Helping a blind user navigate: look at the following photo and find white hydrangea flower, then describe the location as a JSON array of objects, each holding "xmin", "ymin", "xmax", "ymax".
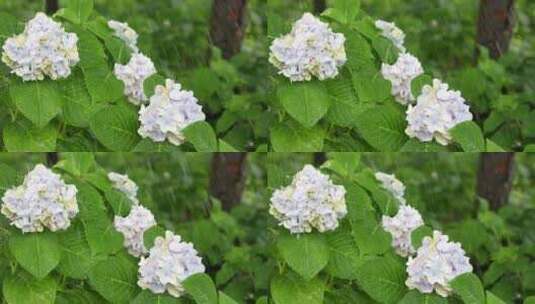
[
  {"xmin": 114, "ymin": 53, "xmax": 157, "ymax": 105},
  {"xmin": 375, "ymin": 172, "xmax": 406, "ymax": 205},
  {"xmin": 138, "ymin": 79, "xmax": 206, "ymax": 146},
  {"xmin": 269, "ymin": 165, "xmax": 347, "ymax": 234},
  {"xmin": 1, "ymin": 164, "xmax": 78, "ymax": 233},
  {"xmin": 269, "ymin": 13, "xmax": 347, "ymax": 82},
  {"xmin": 375, "ymin": 19, "xmax": 406, "ymax": 52},
  {"xmin": 406, "ymin": 230, "xmax": 473, "ymax": 297},
  {"xmin": 114, "ymin": 205, "xmax": 156, "ymax": 257},
  {"xmin": 381, "ymin": 52, "xmax": 424, "ymax": 105},
  {"xmin": 382, "ymin": 205, "xmax": 424, "ymax": 257},
  {"xmin": 108, "ymin": 172, "xmax": 139, "ymax": 205},
  {"xmin": 406, "ymin": 79, "xmax": 473, "ymax": 146},
  {"xmin": 138, "ymin": 231, "xmax": 205, "ymax": 298},
  {"xmin": 1, "ymin": 12, "xmax": 79, "ymax": 81},
  {"xmin": 108, "ymin": 20, "xmax": 139, "ymax": 53}
]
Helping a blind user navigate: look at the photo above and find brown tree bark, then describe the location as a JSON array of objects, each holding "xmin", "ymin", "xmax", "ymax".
[
  {"xmin": 46, "ymin": 153, "xmax": 59, "ymax": 166},
  {"xmin": 209, "ymin": 153, "xmax": 248, "ymax": 211},
  {"xmin": 476, "ymin": 0, "xmax": 515, "ymax": 59},
  {"xmin": 45, "ymin": 0, "xmax": 59, "ymax": 15},
  {"xmin": 210, "ymin": 0, "xmax": 248, "ymax": 59},
  {"xmin": 476, "ymin": 153, "xmax": 515, "ymax": 211},
  {"xmin": 313, "ymin": 0, "xmax": 327, "ymax": 14}
]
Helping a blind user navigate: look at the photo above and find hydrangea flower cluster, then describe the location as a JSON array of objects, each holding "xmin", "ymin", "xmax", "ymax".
[
  {"xmin": 381, "ymin": 53, "xmax": 424, "ymax": 105},
  {"xmin": 114, "ymin": 205, "xmax": 156, "ymax": 257},
  {"xmin": 138, "ymin": 231, "xmax": 206, "ymax": 298},
  {"xmin": 138, "ymin": 79, "xmax": 206, "ymax": 146},
  {"xmin": 108, "ymin": 172, "xmax": 139, "ymax": 205},
  {"xmin": 269, "ymin": 13, "xmax": 347, "ymax": 82},
  {"xmin": 269, "ymin": 165, "xmax": 347, "ymax": 234},
  {"xmin": 382, "ymin": 205, "xmax": 424, "ymax": 257},
  {"xmin": 406, "ymin": 230, "xmax": 473, "ymax": 297},
  {"xmin": 1, "ymin": 12, "xmax": 79, "ymax": 81},
  {"xmin": 405, "ymin": 79, "xmax": 473, "ymax": 145},
  {"xmin": 375, "ymin": 19, "xmax": 406, "ymax": 52},
  {"xmin": 114, "ymin": 53, "xmax": 157, "ymax": 105},
  {"xmin": 108, "ymin": 20, "xmax": 139, "ymax": 53},
  {"xmin": 1, "ymin": 164, "xmax": 78, "ymax": 233},
  {"xmin": 375, "ymin": 172, "xmax": 406, "ymax": 205}
]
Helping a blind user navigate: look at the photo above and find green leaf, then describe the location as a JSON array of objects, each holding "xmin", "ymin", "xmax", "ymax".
[
  {"xmin": 55, "ymin": 152, "xmax": 96, "ymax": 177},
  {"xmin": 353, "ymin": 70, "xmax": 392, "ymax": 103},
  {"xmin": 58, "ymin": 0, "xmax": 94, "ymax": 24},
  {"xmin": 0, "ymin": 163, "xmax": 18, "ymax": 197},
  {"xmin": 58, "ymin": 69, "xmax": 93, "ymax": 128},
  {"xmin": 143, "ymin": 74, "xmax": 166, "ymax": 98},
  {"xmin": 10, "ymin": 80, "xmax": 62, "ymax": 128},
  {"xmin": 3, "ymin": 120, "xmax": 58, "ymax": 152},
  {"xmin": 322, "ymin": 0, "xmax": 361, "ymax": 24},
  {"xmin": 324, "ymin": 227, "xmax": 362, "ymax": 280},
  {"xmin": 355, "ymin": 105, "xmax": 408, "ymax": 151},
  {"xmin": 356, "ymin": 256, "xmax": 407, "ymax": 304},
  {"xmin": 88, "ymin": 255, "xmax": 138, "ymax": 303},
  {"xmin": 131, "ymin": 290, "xmax": 181, "ymax": 304},
  {"xmin": 271, "ymin": 272, "xmax": 324, "ymax": 304},
  {"xmin": 104, "ymin": 190, "xmax": 134, "ymax": 216},
  {"xmin": 485, "ymin": 139, "xmax": 506, "ymax": 152},
  {"xmin": 322, "ymin": 152, "xmax": 361, "ymax": 177},
  {"xmin": 398, "ymin": 290, "xmax": 447, "ymax": 304},
  {"xmin": 450, "ymin": 121, "xmax": 485, "ymax": 152},
  {"xmin": 9, "ymin": 232, "xmax": 62, "ymax": 279},
  {"xmin": 3, "ymin": 272, "xmax": 56, "ymax": 304},
  {"xmin": 183, "ymin": 121, "xmax": 218, "ymax": 152},
  {"xmin": 351, "ymin": 210, "xmax": 391, "ymax": 255},
  {"xmin": 486, "ymin": 291, "xmax": 506, "ymax": 304},
  {"xmin": 277, "ymin": 232, "xmax": 330, "ymax": 280},
  {"xmin": 524, "ymin": 296, "xmax": 535, "ymax": 304},
  {"xmin": 278, "ymin": 81, "xmax": 331, "ymax": 128},
  {"xmin": 77, "ymin": 183, "xmax": 123, "ymax": 255},
  {"xmin": 0, "ymin": 13, "xmax": 20, "ymax": 46},
  {"xmin": 57, "ymin": 222, "xmax": 94, "ymax": 279},
  {"xmin": 372, "ymin": 37, "xmax": 399, "ymax": 64},
  {"xmin": 219, "ymin": 292, "xmax": 239, "ymax": 304},
  {"xmin": 182, "ymin": 273, "xmax": 218, "ymax": 304},
  {"xmin": 73, "ymin": 27, "xmax": 124, "ymax": 103},
  {"xmin": 143, "ymin": 225, "xmax": 166, "ymax": 249},
  {"xmin": 324, "ymin": 68, "xmax": 368, "ymax": 127},
  {"xmin": 524, "ymin": 145, "xmax": 535, "ymax": 152},
  {"xmin": 450, "ymin": 273, "xmax": 485, "ymax": 304},
  {"xmin": 400, "ymin": 139, "xmax": 448, "ymax": 152},
  {"xmin": 104, "ymin": 36, "xmax": 132, "ymax": 64},
  {"xmin": 270, "ymin": 120, "xmax": 325, "ymax": 152},
  {"xmin": 410, "ymin": 74, "xmax": 433, "ymax": 98},
  {"xmin": 411, "ymin": 225, "xmax": 433, "ymax": 249},
  {"xmin": 89, "ymin": 104, "xmax": 140, "ymax": 151}
]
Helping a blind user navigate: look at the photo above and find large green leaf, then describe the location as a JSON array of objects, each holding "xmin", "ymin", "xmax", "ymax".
[
  {"xmin": 182, "ymin": 273, "xmax": 218, "ymax": 304},
  {"xmin": 356, "ymin": 256, "xmax": 407, "ymax": 304},
  {"xmin": 270, "ymin": 120, "xmax": 325, "ymax": 152},
  {"xmin": 56, "ymin": 222, "xmax": 94, "ymax": 279},
  {"xmin": 9, "ymin": 80, "xmax": 62, "ymax": 128},
  {"xmin": 353, "ymin": 71, "xmax": 392, "ymax": 103},
  {"xmin": 2, "ymin": 272, "xmax": 56, "ymax": 304},
  {"xmin": 277, "ymin": 232, "xmax": 330, "ymax": 280},
  {"xmin": 322, "ymin": 0, "xmax": 361, "ymax": 24},
  {"xmin": 219, "ymin": 292, "xmax": 239, "ymax": 304},
  {"xmin": 9, "ymin": 232, "xmax": 62, "ymax": 279},
  {"xmin": 76, "ymin": 183, "xmax": 123, "ymax": 255},
  {"xmin": 131, "ymin": 290, "xmax": 181, "ymax": 304},
  {"xmin": 3, "ymin": 119, "xmax": 58, "ymax": 152},
  {"xmin": 183, "ymin": 121, "xmax": 219, "ymax": 152},
  {"xmin": 57, "ymin": 69, "xmax": 94, "ymax": 128},
  {"xmin": 0, "ymin": 12, "xmax": 20, "ymax": 46},
  {"xmin": 55, "ymin": 152, "xmax": 96, "ymax": 177},
  {"xmin": 88, "ymin": 255, "xmax": 138, "ymax": 303},
  {"xmin": 355, "ymin": 105, "xmax": 408, "ymax": 151},
  {"xmin": 324, "ymin": 227, "xmax": 362, "ymax": 280},
  {"xmin": 398, "ymin": 290, "xmax": 447, "ymax": 304},
  {"xmin": 450, "ymin": 121, "xmax": 485, "ymax": 152},
  {"xmin": 58, "ymin": 0, "xmax": 94, "ymax": 24},
  {"xmin": 450, "ymin": 273, "xmax": 485, "ymax": 304},
  {"xmin": 89, "ymin": 104, "xmax": 140, "ymax": 151},
  {"xmin": 0, "ymin": 163, "xmax": 18, "ymax": 197},
  {"xmin": 271, "ymin": 272, "xmax": 325, "ymax": 304},
  {"xmin": 278, "ymin": 81, "xmax": 331, "ymax": 128}
]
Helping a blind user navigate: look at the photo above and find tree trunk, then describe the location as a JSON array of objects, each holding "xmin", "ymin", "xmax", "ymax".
[
  {"xmin": 476, "ymin": 0, "xmax": 515, "ymax": 59},
  {"xmin": 210, "ymin": 0, "xmax": 248, "ymax": 59},
  {"xmin": 46, "ymin": 153, "xmax": 59, "ymax": 166},
  {"xmin": 45, "ymin": 0, "xmax": 59, "ymax": 15},
  {"xmin": 476, "ymin": 153, "xmax": 515, "ymax": 211},
  {"xmin": 209, "ymin": 153, "xmax": 248, "ymax": 211},
  {"xmin": 313, "ymin": 0, "xmax": 327, "ymax": 14}
]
